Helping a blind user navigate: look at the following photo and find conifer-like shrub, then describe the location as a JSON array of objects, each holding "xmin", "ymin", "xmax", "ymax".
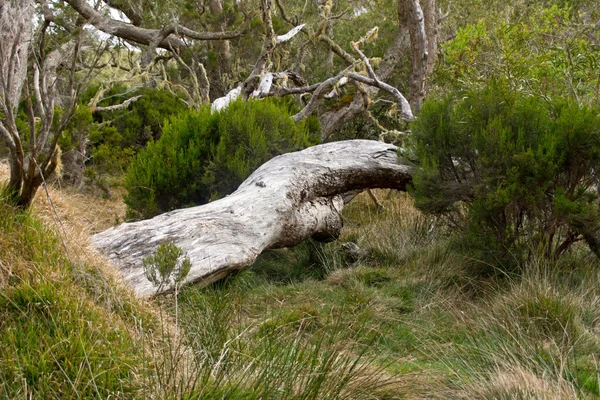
[
  {"xmin": 411, "ymin": 82, "xmax": 600, "ymax": 266},
  {"xmin": 124, "ymin": 99, "xmax": 318, "ymax": 220}
]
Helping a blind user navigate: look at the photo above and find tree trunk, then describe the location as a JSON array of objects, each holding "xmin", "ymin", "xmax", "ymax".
[
  {"xmin": 207, "ymin": 0, "xmax": 231, "ymax": 98},
  {"xmin": 399, "ymin": 0, "xmax": 428, "ymax": 114},
  {"xmin": 93, "ymin": 140, "xmax": 413, "ymax": 297}
]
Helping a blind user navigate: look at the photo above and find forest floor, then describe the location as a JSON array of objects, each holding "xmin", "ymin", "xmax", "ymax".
[{"xmin": 1, "ymin": 171, "xmax": 599, "ymax": 398}]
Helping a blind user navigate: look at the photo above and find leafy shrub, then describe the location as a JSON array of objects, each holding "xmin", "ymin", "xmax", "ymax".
[
  {"xmin": 143, "ymin": 241, "xmax": 191, "ymax": 293},
  {"xmin": 85, "ymin": 86, "xmax": 187, "ymax": 177},
  {"xmin": 124, "ymin": 99, "xmax": 318, "ymax": 220},
  {"xmin": 435, "ymin": 4, "xmax": 600, "ymax": 107},
  {"xmin": 89, "ymin": 85, "xmax": 187, "ymax": 150},
  {"xmin": 410, "ymin": 82, "xmax": 600, "ymax": 266}
]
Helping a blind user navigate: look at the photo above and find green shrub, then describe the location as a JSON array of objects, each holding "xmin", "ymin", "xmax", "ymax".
[
  {"xmin": 84, "ymin": 86, "xmax": 187, "ymax": 181},
  {"xmin": 124, "ymin": 99, "xmax": 318, "ymax": 220},
  {"xmin": 143, "ymin": 241, "xmax": 191, "ymax": 293},
  {"xmin": 88, "ymin": 85, "xmax": 187, "ymax": 150},
  {"xmin": 435, "ymin": 4, "xmax": 600, "ymax": 107},
  {"xmin": 410, "ymin": 82, "xmax": 600, "ymax": 267}
]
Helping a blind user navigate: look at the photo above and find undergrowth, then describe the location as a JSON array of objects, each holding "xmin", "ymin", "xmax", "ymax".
[
  {"xmin": 1, "ymin": 184, "xmax": 599, "ymax": 399},
  {"xmin": 0, "ymin": 189, "xmax": 157, "ymax": 398},
  {"xmin": 176, "ymin": 191, "xmax": 600, "ymax": 399}
]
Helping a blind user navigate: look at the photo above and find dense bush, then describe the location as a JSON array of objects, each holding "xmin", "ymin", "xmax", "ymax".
[
  {"xmin": 124, "ymin": 99, "xmax": 318, "ymax": 220},
  {"xmin": 410, "ymin": 82, "xmax": 600, "ymax": 266},
  {"xmin": 87, "ymin": 86, "xmax": 187, "ymax": 173}
]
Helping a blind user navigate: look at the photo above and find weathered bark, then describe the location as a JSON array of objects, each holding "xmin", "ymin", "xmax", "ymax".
[
  {"xmin": 0, "ymin": 0, "xmax": 35, "ymax": 201},
  {"xmin": 93, "ymin": 140, "xmax": 413, "ymax": 297},
  {"xmin": 319, "ymin": 12, "xmax": 411, "ymax": 139},
  {"xmin": 399, "ymin": 0, "xmax": 427, "ymax": 113}
]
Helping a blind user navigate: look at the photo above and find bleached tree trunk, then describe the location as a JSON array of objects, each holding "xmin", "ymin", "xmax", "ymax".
[
  {"xmin": 0, "ymin": 0, "xmax": 35, "ymax": 195},
  {"xmin": 0, "ymin": 1, "xmax": 81, "ymax": 208},
  {"xmin": 93, "ymin": 140, "xmax": 413, "ymax": 297}
]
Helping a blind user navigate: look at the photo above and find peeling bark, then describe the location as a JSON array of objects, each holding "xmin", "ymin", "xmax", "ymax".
[{"xmin": 93, "ymin": 140, "xmax": 413, "ymax": 297}]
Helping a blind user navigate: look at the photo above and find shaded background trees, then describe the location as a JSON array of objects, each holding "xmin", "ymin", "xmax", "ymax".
[{"xmin": 1, "ymin": 0, "xmax": 440, "ymax": 207}]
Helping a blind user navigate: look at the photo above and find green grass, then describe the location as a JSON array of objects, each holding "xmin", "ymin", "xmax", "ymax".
[
  {"xmin": 174, "ymin": 191, "xmax": 600, "ymax": 399},
  {"xmin": 2, "ymin": 187, "xmax": 600, "ymax": 398},
  {"xmin": 0, "ymin": 192, "xmax": 157, "ymax": 399}
]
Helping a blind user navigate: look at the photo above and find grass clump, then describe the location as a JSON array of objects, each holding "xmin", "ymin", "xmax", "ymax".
[{"xmin": 0, "ymin": 190, "xmax": 156, "ymax": 399}]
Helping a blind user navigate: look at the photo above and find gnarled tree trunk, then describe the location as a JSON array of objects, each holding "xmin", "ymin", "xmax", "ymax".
[{"xmin": 93, "ymin": 140, "xmax": 413, "ymax": 297}]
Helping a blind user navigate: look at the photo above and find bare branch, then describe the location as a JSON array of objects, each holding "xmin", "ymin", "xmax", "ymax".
[
  {"xmin": 275, "ymin": 0, "xmax": 297, "ymax": 26},
  {"xmin": 262, "ymin": 82, "xmax": 321, "ymax": 97},
  {"xmin": 102, "ymin": 0, "xmax": 143, "ymax": 26},
  {"xmin": 347, "ymin": 73, "xmax": 414, "ymax": 121},
  {"xmin": 350, "ymin": 37, "xmax": 414, "ymax": 121},
  {"xmin": 293, "ymin": 63, "xmax": 357, "ymax": 123},
  {"xmin": 92, "ymin": 95, "xmax": 143, "ymax": 112},
  {"xmin": 276, "ymin": 24, "xmax": 306, "ymax": 44},
  {"xmin": 38, "ymin": 0, "xmax": 76, "ymax": 32},
  {"xmin": 0, "ymin": 122, "xmax": 16, "ymax": 152},
  {"xmin": 63, "ymin": 0, "xmax": 251, "ymax": 53},
  {"xmin": 318, "ymin": 35, "xmax": 355, "ymax": 65}
]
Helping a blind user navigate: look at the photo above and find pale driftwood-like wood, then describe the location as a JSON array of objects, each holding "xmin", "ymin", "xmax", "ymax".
[{"xmin": 93, "ymin": 140, "xmax": 413, "ymax": 297}]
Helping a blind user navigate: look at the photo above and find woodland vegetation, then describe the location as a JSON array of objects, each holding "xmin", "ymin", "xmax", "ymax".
[{"xmin": 1, "ymin": 0, "xmax": 600, "ymax": 398}]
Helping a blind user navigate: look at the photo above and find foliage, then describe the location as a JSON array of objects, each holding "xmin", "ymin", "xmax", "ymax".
[
  {"xmin": 435, "ymin": 3, "xmax": 600, "ymax": 107},
  {"xmin": 143, "ymin": 241, "xmax": 191, "ymax": 293},
  {"xmin": 83, "ymin": 86, "xmax": 187, "ymax": 180},
  {"xmin": 410, "ymin": 82, "xmax": 600, "ymax": 266},
  {"xmin": 124, "ymin": 98, "xmax": 318, "ymax": 220},
  {"xmin": 90, "ymin": 85, "xmax": 188, "ymax": 150}
]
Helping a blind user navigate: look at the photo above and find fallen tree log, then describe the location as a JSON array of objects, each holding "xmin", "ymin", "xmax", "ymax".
[{"xmin": 93, "ymin": 140, "xmax": 413, "ymax": 297}]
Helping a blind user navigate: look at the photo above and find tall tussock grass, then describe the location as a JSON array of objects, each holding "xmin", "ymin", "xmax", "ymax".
[
  {"xmin": 0, "ymin": 188, "xmax": 157, "ymax": 398},
  {"xmin": 147, "ymin": 280, "xmax": 405, "ymax": 399},
  {"xmin": 1, "ymin": 181, "xmax": 599, "ymax": 399}
]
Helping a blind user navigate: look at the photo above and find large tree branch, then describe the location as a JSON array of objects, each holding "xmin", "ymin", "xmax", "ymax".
[
  {"xmin": 63, "ymin": 0, "xmax": 250, "ymax": 53},
  {"xmin": 93, "ymin": 140, "xmax": 413, "ymax": 297},
  {"xmin": 102, "ymin": 0, "xmax": 143, "ymax": 26}
]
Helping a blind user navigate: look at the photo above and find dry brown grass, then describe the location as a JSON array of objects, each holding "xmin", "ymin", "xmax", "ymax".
[
  {"xmin": 0, "ymin": 161, "xmax": 160, "ymax": 327},
  {"xmin": 0, "ymin": 161, "xmax": 126, "ymax": 277},
  {"xmin": 461, "ymin": 366, "xmax": 579, "ymax": 400}
]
